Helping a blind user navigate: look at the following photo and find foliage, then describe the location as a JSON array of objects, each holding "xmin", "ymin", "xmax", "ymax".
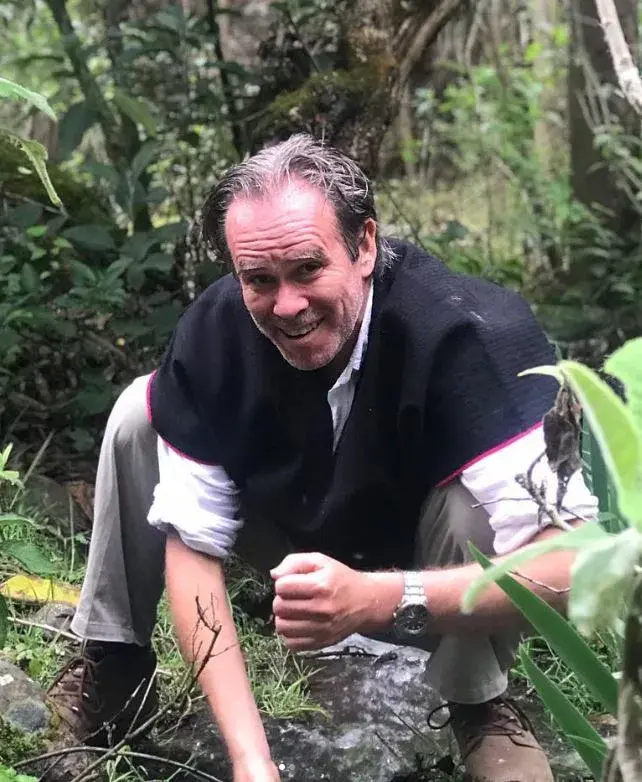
[
  {"xmin": 463, "ymin": 337, "xmax": 642, "ymax": 779},
  {"xmin": 0, "ymin": 76, "xmax": 60, "ymax": 206}
]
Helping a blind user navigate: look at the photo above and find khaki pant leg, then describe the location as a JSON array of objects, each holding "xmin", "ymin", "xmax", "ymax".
[
  {"xmin": 414, "ymin": 479, "xmax": 520, "ymax": 704},
  {"xmin": 71, "ymin": 375, "xmax": 166, "ymax": 646},
  {"xmin": 365, "ymin": 479, "xmax": 519, "ymax": 705}
]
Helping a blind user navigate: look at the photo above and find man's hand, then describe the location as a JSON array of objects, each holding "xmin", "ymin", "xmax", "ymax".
[
  {"xmin": 233, "ymin": 756, "xmax": 280, "ymax": 782},
  {"xmin": 270, "ymin": 552, "xmax": 372, "ymax": 651}
]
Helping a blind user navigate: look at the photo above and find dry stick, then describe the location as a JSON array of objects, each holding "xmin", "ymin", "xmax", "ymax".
[
  {"xmin": 23, "ymin": 597, "xmax": 225, "ymax": 782},
  {"xmin": 17, "ymin": 746, "xmax": 224, "ymax": 782},
  {"xmin": 8, "ymin": 615, "xmax": 78, "ymax": 642}
]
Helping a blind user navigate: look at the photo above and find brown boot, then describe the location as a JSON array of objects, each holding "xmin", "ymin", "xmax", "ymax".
[
  {"xmin": 47, "ymin": 641, "xmax": 159, "ymax": 747},
  {"xmin": 428, "ymin": 697, "xmax": 554, "ymax": 781}
]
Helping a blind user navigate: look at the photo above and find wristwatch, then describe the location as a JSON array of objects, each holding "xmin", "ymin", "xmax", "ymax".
[{"xmin": 392, "ymin": 571, "xmax": 431, "ymax": 639}]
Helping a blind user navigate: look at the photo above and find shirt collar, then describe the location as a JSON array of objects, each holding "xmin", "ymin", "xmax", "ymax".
[{"xmin": 332, "ymin": 281, "xmax": 373, "ymax": 390}]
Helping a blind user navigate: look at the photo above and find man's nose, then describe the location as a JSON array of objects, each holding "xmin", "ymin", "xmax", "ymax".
[{"xmin": 272, "ymin": 283, "xmax": 308, "ymax": 319}]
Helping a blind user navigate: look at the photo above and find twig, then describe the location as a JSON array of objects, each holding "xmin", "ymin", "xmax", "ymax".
[
  {"xmin": 303, "ymin": 645, "xmax": 377, "ymax": 660},
  {"xmin": 68, "ymin": 491, "xmax": 75, "ymax": 578},
  {"xmin": 17, "ymin": 746, "xmax": 224, "ymax": 782},
  {"xmin": 46, "ymin": 596, "xmax": 224, "ymax": 782},
  {"xmin": 8, "ymin": 615, "xmax": 79, "ymax": 642}
]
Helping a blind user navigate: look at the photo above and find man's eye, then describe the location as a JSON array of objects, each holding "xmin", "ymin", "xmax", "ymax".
[
  {"xmin": 247, "ymin": 275, "xmax": 273, "ymax": 287},
  {"xmin": 299, "ymin": 262, "xmax": 321, "ymax": 278}
]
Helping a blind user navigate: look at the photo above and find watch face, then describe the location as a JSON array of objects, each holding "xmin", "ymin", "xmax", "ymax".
[{"xmin": 396, "ymin": 604, "xmax": 430, "ymax": 637}]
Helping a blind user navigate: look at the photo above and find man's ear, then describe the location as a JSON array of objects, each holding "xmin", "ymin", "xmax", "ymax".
[{"xmin": 358, "ymin": 218, "xmax": 377, "ymax": 277}]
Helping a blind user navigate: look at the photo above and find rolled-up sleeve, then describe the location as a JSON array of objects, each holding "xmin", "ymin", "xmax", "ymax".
[
  {"xmin": 460, "ymin": 425, "xmax": 599, "ymax": 555},
  {"xmin": 147, "ymin": 438, "xmax": 243, "ymax": 559}
]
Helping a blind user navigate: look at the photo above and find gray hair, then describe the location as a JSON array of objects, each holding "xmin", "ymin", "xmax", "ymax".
[{"xmin": 201, "ymin": 133, "xmax": 395, "ymax": 277}]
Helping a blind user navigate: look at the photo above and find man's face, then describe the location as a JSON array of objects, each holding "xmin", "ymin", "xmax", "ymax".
[{"xmin": 226, "ymin": 181, "xmax": 377, "ymax": 372}]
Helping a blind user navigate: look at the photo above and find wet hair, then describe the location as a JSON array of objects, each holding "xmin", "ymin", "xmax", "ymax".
[{"xmin": 201, "ymin": 133, "xmax": 395, "ymax": 276}]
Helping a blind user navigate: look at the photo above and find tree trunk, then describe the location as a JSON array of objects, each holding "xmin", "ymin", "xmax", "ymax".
[
  {"xmin": 531, "ymin": 0, "xmax": 559, "ymax": 175},
  {"xmin": 568, "ymin": 0, "xmax": 639, "ymax": 228}
]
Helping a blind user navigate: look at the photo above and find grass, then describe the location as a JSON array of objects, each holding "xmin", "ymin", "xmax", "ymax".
[{"xmin": 511, "ymin": 631, "xmax": 623, "ymax": 727}]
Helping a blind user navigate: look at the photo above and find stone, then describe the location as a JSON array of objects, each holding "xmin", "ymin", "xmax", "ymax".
[
  {"xmin": 23, "ymin": 474, "xmax": 91, "ymax": 534},
  {"xmin": 0, "ymin": 660, "xmax": 51, "ymax": 734},
  {"xmin": 31, "ymin": 602, "xmax": 76, "ymax": 640},
  {"xmin": 150, "ymin": 634, "xmax": 453, "ymax": 782},
  {"xmin": 148, "ymin": 634, "xmax": 597, "ymax": 782}
]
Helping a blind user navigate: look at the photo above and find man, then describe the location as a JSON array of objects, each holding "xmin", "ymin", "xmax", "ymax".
[{"xmin": 49, "ymin": 135, "xmax": 597, "ymax": 782}]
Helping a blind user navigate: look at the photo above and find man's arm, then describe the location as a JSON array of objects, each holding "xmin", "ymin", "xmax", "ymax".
[
  {"xmin": 363, "ymin": 522, "xmax": 577, "ymax": 636},
  {"xmin": 270, "ymin": 523, "xmax": 581, "ymax": 650},
  {"xmin": 165, "ymin": 534, "xmax": 279, "ymax": 781}
]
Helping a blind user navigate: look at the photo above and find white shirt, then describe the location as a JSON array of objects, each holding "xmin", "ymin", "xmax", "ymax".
[{"xmin": 147, "ymin": 284, "xmax": 597, "ymax": 559}]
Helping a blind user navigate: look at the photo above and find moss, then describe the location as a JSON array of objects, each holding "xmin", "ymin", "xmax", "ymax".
[
  {"xmin": 0, "ymin": 716, "xmax": 45, "ymax": 768},
  {"xmin": 253, "ymin": 65, "xmax": 390, "ymax": 148},
  {"xmin": 0, "ymin": 138, "xmax": 111, "ymax": 224}
]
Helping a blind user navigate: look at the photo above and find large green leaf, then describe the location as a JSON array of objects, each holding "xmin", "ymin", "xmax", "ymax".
[
  {"xmin": 0, "ymin": 77, "xmax": 55, "ymax": 118},
  {"xmin": 57, "ymin": 100, "xmax": 99, "ymax": 160},
  {"xmin": 130, "ymin": 140, "xmax": 160, "ymax": 183},
  {"xmin": 1, "ymin": 129, "xmax": 61, "ymax": 206},
  {"xmin": 469, "ymin": 546, "xmax": 618, "ymax": 714},
  {"xmin": 62, "ymin": 224, "xmax": 115, "ymax": 251},
  {"xmin": 569, "ymin": 527, "xmax": 642, "ymax": 636},
  {"xmin": 522, "ymin": 361, "xmax": 642, "ymax": 527},
  {"xmin": 113, "ymin": 90, "xmax": 158, "ymax": 136},
  {"xmin": 605, "ymin": 337, "xmax": 642, "ymax": 446},
  {"xmin": 462, "ymin": 523, "xmax": 607, "ymax": 613},
  {"xmin": 519, "ymin": 648, "xmax": 607, "ymax": 779},
  {"xmin": 4, "ymin": 541, "xmax": 58, "ymax": 576}
]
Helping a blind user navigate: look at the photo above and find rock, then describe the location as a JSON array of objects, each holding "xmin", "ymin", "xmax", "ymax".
[
  {"xmin": 149, "ymin": 634, "xmax": 452, "ymax": 782},
  {"xmin": 0, "ymin": 660, "xmax": 51, "ymax": 734},
  {"xmin": 23, "ymin": 474, "xmax": 91, "ymax": 534},
  {"xmin": 147, "ymin": 635, "xmax": 596, "ymax": 782},
  {"xmin": 31, "ymin": 602, "xmax": 76, "ymax": 639}
]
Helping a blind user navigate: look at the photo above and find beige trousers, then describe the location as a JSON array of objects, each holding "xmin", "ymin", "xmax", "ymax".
[{"xmin": 72, "ymin": 375, "xmax": 518, "ymax": 704}]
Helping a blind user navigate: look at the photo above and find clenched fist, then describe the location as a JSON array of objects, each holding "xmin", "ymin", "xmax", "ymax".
[{"xmin": 270, "ymin": 552, "xmax": 373, "ymax": 651}]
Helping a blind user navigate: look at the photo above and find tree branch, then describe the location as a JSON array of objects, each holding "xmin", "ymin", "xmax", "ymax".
[
  {"xmin": 42, "ymin": 0, "xmax": 123, "ymax": 166},
  {"xmin": 594, "ymin": 0, "xmax": 642, "ymax": 116}
]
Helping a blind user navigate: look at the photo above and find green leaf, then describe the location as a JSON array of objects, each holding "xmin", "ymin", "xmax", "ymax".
[
  {"xmin": 605, "ymin": 337, "xmax": 642, "ymax": 443},
  {"xmin": 462, "ymin": 524, "xmax": 607, "ymax": 613},
  {"xmin": 569, "ymin": 528, "xmax": 642, "ymax": 636},
  {"xmin": 130, "ymin": 140, "xmax": 159, "ymax": 183},
  {"xmin": 144, "ymin": 252, "xmax": 174, "ymax": 272},
  {"xmin": 519, "ymin": 648, "xmax": 607, "ymax": 779},
  {"xmin": 112, "ymin": 90, "xmax": 157, "ymax": 136},
  {"xmin": 0, "ymin": 593, "xmax": 8, "ymax": 649},
  {"xmin": 1, "ymin": 129, "xmax": 61, "ymax": 206},
  {"xmin": 469, "ymin": 546, "xmax": 618, "ymax": 715},
  {"xmin": 62, "ymin": 224, "xmax": 115, "ymax": 251},
  {"xmin": 0, "ymin": 77, "xmax": 55, "ymax": 119},
  {"xmin": 0, "ymin": 514, "xmax": 33, "ymax": 527},
  {"xmin": 20, "ymin": 263, "xmax": 39, "ymax": 293},
  {"xmin": 57, "ymin": 100, "xmax": 99, "ymax": 160},
  {"xmin": 522, "ymin": 360, "xmax": 642, "ymax": 527},
  {"xmin": 3, "ymin": 541, "xmax": 58, "ymax": 576}
]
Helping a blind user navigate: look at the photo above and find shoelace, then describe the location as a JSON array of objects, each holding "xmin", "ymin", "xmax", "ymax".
[
  {"xmin": 426, "ymin": 697, "xmax": 536, "ymax": 759},
  {"xmin": 47, "ymin": 651, "xmax": 103, "ymax": 717}
]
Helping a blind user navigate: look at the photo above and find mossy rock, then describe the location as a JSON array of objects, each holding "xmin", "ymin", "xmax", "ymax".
[{"xmin": 0, "ymin": 137, "xmax": 111, "ymax": 225}]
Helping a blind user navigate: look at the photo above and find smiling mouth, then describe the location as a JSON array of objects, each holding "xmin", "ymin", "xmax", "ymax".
[{"xmin": 279, "ymin": 320, "xmax": 321, "ymax": 340}]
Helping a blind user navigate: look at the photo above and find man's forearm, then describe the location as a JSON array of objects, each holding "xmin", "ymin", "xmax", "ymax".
[
  {"xmin": 164, "ymin": 534, "xmax": 272, "ymax": 766},
  {"xmin": 362, "ymin": 525, "xmax": 577, "ymax": 636}
]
